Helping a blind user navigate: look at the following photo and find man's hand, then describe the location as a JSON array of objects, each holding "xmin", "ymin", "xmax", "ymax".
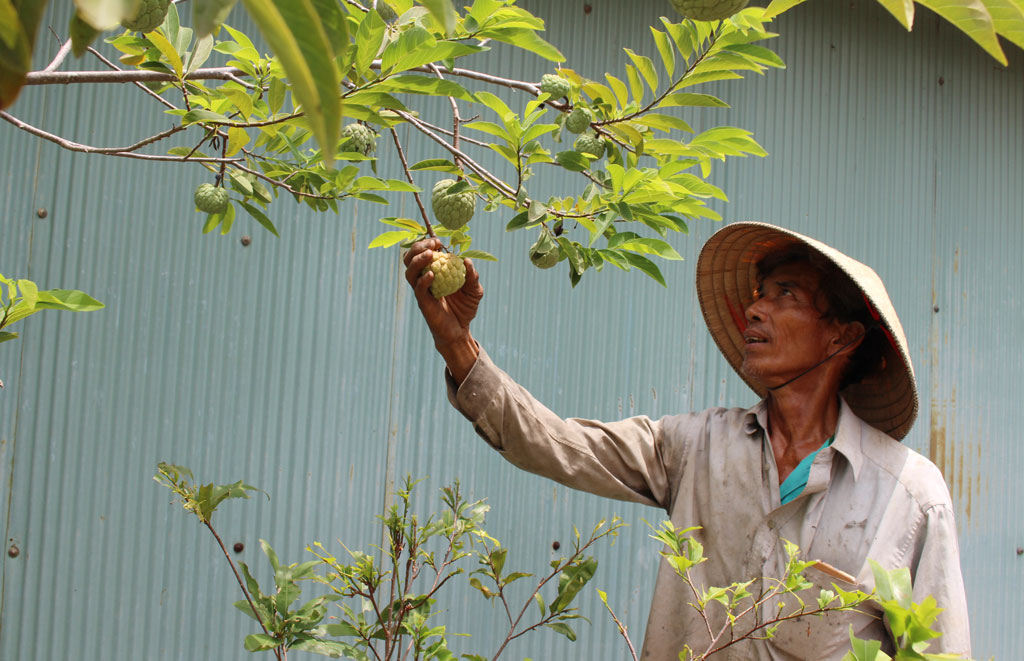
[{"xmin": 404, "ymin": 238, "xmax": 483, "ymax": 383}]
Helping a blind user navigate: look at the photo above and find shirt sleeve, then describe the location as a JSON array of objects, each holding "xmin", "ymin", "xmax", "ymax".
[
  {"xmin": 445, "ymin": 347, "xmax": 693, "ymax": 510},
  {"xmin": 906, "ymin": 502, "xmax": 972, "ymax": 656}
]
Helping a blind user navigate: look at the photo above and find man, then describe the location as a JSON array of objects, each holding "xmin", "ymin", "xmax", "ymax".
[{"xmin": 403, "ymin": 222, "xmax": 970, "ymax": 660}]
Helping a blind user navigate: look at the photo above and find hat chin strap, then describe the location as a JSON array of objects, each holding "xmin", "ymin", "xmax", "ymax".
[{"xmin": 764, "ymin": 331, "xmax": 865, "ymax": 393}]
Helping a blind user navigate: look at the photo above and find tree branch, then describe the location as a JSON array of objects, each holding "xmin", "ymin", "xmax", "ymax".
[
  {"xmin": 24, "ymin": 66, "xmax": 249, "ymax": 85},
  {"xmin": 388, "ymin": 128, "xmax": 435, "ymax": 237},
  {"xmin": 203, "ymin": 520, "xmax": 282, "ymax": 661}
]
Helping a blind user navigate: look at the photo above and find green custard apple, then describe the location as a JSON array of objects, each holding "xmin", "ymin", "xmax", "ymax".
[
  {"xmin": 529, "ymin": 231, "xmax": 560, "ymax": 269},
  {"xmin": 341, "ymin": 123, "xmax": 377, "ymax": 156},
  {"xmin": 668, "ymin": 0, "xmax": 748, "ymax": 21},
  {"xmin": 565, "ymin": 107, "xmax": 592, "ymax": 135},
  {"xmin": 121, "ymin": 0, "xmax": 171, "ymax": 32},
  {"xmin": 194, "ymin": 183, "xmax": 229, "ymax": 214},
  {"xmin": 539, "ymin": 74, "xmax": 571, "ymax": 98},
  {"xmin": 423, "ymin": 252, "xmax": 466, "ymax": 299},
  {"xmin": 573, "ymin": 131, "xmax": 605, "ymax": 157},
  {"xmin": 431, "ymin": 179, "xmax": 476, "ymax": 230}
]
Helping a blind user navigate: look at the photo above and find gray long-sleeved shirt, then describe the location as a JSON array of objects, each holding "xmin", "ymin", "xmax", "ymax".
[{"xmin": 446, "ymin": 348, "xmax": 971, "ymax": 660}]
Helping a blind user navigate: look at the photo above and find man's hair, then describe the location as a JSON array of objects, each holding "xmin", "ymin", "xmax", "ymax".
[{"xmin": 755, "ymin": 244, "xmax": 886, "ymax": 389}]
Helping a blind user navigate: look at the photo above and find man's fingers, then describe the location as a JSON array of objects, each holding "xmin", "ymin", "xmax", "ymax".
[
  {"xmin": 405, "ymin": 248, "xmax": 435, "ymax": 287},
  {"xmin": 463, "ymin": 257, "xmax": 477, "ymax": 284},
  {"xmin": 403, "ymin": 237, "xmax": 443, "ymax": 267}
]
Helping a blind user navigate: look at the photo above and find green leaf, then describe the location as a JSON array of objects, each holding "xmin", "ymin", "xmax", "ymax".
[
  {"xmin": 69, "ymin": 11, "xmax": 101, "ymax": 58},
  {"xmin": 873, "ymin": 0, "xmax": 914, "ymax": 29},
  {"xmin": 460, "ymin": 249, "xmax": 497, "ymax": 261},
  {"xmin": 0, "ymin": 0, "xmax": 20, "ymax": 50},
  {"xmin": 620, "ymin": 251, "xmax": 666, "ymax": 286},
  {"xmin": 193, "ymin": 0, "xmax": 239, "ymax": 37},
  {"xmin": 475, "ymin": 26, "xmax": 565, "ymax": 62},
  {"xmin": 916, "ymin": 0, "xmax": 1006, "ymax": 64},
  {"xmin": 225, "ymin": 126, "xmax": 249, "ymax": 157},
  {"xmin": 658, "ymin": 91, "xmax": 730, "ymax": 109},
  {"xmin": 377, "ymin": 75, "xmax": 476, "ymax": 102},
  {"xmin": 504, "ymin": 210, "xmax": 532, "ymax": 230},
  {"xmin": 543, "ymin": 621, "xmax": 576, "ymax": 641},
  {"xmin": 0, "ymin": 331, "xmax": 18, "ymax": 343},
  {"xmin": 474, "ymin": 90, "xmax": 514, "ymax": 120},
  {"xmin": 244, "ymin": 633, "xmax": 281, "ymax": 652},
  {"xmin": 410, "ymin": 158, "xmax": 459, "ymax": 172},
  {"xmin": 181, "ymin": 108, "xmax": 234, "ymax": 125},
  {"xmin": 239, "ymin": 0, "xmax": 343, "ymax": 168},
  {"xmin": 368, "ymin": 230, "xmax": 415, "ymax": 249},
  {"xmin": 0, "ymin": 0, "xmax": 48, "ymax": 109},
  {"xmin": 239, "ymin": 201, "xmax": 279, "ymax": 237},
  {"xmin": 202, "ymin": 209, "xmax": 223, "ymax": 234},
  {"xmin": 650, "ymin": 28, "xmax": 675, "ymax": 79},
  {"xmin": 624, "ymin": 48, "xmax": 658, "ymax": 92},
  {"xmin": 354, "ymin": 7, "xmax": 386, "ymax": 77},
  {"xmin": 869, "ymin": 560, "xmax": 913, "ymax": 608},
  {"xmin": 421, "ymin": 0, "xmax": 457, "ymax": 36},
  {"xmin": 34, "ymin": 289, "xmax": 104, "ymax": 312},
  {"xmin": 618, "ymin": 238, "xmax": 683, "ymax": 260},
  {"xmin": 549, "ymin": 557, "xmax": 597, "ymax": 613},
  {"xmin": 219, "ymin": 200, "xmax": 236, "ymax": 234},
  {"xmin": 74, "ymin": 0, "xmax": 137, "ymax": 31},
  {"xmin": 763, "ymin": 0, "xmax": 810, "ymax": 21},
  {"xmin": 555, "ymin": 150, "xmax": 591, "ymax": 172},
  {"xmin": 146, "ymin": 29, "xmax": 184, "ymax": 78},
  {"xmin": 982, "ymin": 0, "xmax": 1024, "ymax": 51}
]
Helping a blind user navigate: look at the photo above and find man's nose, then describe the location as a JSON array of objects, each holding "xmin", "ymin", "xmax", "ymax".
[{"xmin": 745, "ymin": 297, "xmax": 765, "ymax": 323}]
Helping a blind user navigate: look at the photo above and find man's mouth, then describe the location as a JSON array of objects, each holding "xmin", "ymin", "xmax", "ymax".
[{"xmin": 744, "ymin": 333, "xmax": 768, "ymax": 345}]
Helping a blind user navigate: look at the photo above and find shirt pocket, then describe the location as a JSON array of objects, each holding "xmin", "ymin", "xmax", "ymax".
[{"xmin": 766, "ymin": 563, "xmax": 883, "ymax": 660}]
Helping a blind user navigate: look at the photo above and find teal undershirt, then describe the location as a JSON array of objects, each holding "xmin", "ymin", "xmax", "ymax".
[{"xmin": 779, "ymin": 435, "xmax": 835, "ymax": 505}]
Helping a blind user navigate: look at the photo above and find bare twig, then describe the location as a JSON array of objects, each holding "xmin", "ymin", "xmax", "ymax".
[
  {"xmin": 428, "ymin": 63, "xmax": 465, "ymax": 175},
  {"xmin": 43, "ymin": 37, "xmax": 73, "ymax": 73},
  {"xmin": 86, "ymin": 46, "xmax": 178, "ymax": 111},
  {"xmin": 388, "ymin": 128, "xmax": 435, "ymax": 236},
  {"xmin": 600, "ymin": 595, "xmax": 640, "ymax": 661},
  {"xmin": 0, "ymin": 110, "xmax": 197, "ymax": 156}
]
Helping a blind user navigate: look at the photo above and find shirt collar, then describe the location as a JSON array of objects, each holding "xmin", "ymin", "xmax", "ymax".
[{"xmin": 741, "ymin": 397, "xmax": 865, "ymax": 480}]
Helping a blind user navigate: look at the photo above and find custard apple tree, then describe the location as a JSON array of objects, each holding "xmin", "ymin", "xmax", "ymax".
[{"xmin": 1, "ymin": 0, "xmax": 799, "ymax": 289}]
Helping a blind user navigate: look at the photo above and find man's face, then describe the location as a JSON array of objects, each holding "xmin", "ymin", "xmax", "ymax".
[{"xmin": 741, "ymin": 261, "xmax": 843, "ymax": 387}]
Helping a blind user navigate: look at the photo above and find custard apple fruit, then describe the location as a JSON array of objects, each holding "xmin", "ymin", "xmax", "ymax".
[
  {"xmin": 431, "ymin": 179, "xmax": 476, "ymax": 230},
  {"xmin": 573, "ymin": 131, "xmax": 605, "ymax": 157},
  {"xmin": 529, "ymin": 231, "xmax": 560, "ymax": 269},
  {"xmin": 539, "ymin": 74, "xmax": 571, "ymax": 98},
  {"xmin": 194, "ymin": 183, "xmax": 229, "ymax": 214},
  {"xmin": 341, "ymin": 123, "xmax": 376, "ymax": 156},
  {"xmin": 668, "ymin": 0, "xmax": 748, "ymax": 21},
  {"xmin": 121, "ymin": 0, "xmax": 171, "ymax": 32},
  {"xmin": 423, "ymin": 251, "xmax": 466, "ymax": 299},
  {"xmin": 374, "ymin": 1, "xmax": 398, "ymax": 22},
  {"xmin": 565, "ymin": 107, "xmax": 592, "ymax": 134}
]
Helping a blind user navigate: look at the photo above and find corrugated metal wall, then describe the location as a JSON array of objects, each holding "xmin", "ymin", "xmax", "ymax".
[{"xmin": 1, "ymin": 0, "xmax": 1021, "ymax": 658}]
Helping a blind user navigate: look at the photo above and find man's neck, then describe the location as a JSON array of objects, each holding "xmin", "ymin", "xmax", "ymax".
[{"xmin": 765, "ymin": 381, "xmax": 841, "ymax": 482}]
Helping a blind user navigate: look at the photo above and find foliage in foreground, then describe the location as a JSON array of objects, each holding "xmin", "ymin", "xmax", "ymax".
[{"xmin": 155, "ymin": 462, "xmax": 973, "ymax": 660}]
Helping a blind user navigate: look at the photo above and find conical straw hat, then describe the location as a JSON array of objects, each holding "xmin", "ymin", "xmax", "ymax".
[{"xmin": 695, "ymin": 222, "xmax": 918, "ymax": 440}]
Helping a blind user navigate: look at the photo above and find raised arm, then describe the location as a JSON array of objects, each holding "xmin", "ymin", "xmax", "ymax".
[{"xmin": 404, "ymin": 238, "xmax": 483, "ymax": 383}]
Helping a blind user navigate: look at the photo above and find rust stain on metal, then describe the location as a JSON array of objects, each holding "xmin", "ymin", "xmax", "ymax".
[{"xmin": 930, "ymin": 386, "xmax": 976, "ymax": 525}]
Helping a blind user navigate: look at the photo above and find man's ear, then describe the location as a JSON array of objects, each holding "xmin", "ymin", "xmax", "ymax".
[{"xmin": 833, "ymin": 321, "xmax": 865, "ymax": 354}]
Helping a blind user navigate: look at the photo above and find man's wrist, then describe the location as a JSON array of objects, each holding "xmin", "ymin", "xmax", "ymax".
[{"xmin": 439, "ymin": 334, "xmax": 479, "ymax": 385}]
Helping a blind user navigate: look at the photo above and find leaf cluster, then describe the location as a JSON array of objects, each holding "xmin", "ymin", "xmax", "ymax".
[{"xmin": 0, "ymin": 274, "xmax": 104, "ymax": 345}]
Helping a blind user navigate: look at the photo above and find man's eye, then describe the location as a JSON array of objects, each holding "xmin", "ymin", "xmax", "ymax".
[{"xmin": 780, "ymin": 288, "xmax": 792, "ymax": 296}]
